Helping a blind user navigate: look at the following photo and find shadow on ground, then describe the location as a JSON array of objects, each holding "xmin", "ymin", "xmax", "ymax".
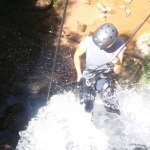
[{"xmin": 0, "ymin": 0, "xmax": 78, "ymax": 147}]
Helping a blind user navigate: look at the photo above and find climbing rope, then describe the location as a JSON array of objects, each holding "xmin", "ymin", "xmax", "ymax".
[{"xmin": 46, "ymin": 0, "xmax": 69, "ymax": 101}]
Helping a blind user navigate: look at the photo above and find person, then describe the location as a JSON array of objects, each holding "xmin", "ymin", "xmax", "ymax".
[{"xmin": 74, "ymin": 23, "xmax": 126, "ymax": 113}]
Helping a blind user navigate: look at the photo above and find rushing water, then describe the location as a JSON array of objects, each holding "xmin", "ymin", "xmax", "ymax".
[{"xmin": 16, "ymin": 85, "xmax": 150, "ymax": 150}]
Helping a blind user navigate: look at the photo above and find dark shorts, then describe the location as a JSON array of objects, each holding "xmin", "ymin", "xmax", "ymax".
[{"xmin": 95, "ymin": 78, "xmax": 107, "ymax": 91}]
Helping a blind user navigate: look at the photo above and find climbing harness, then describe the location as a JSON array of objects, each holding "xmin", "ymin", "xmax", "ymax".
[{"xmin": 78, "ymin": 66, "xmax": 120, "ymax": 114}]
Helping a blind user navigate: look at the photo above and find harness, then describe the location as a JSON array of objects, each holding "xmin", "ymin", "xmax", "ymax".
[
  {"xmin": 78, "ymin": 62, "xmax": 114, "ymax": 91},
  {"xmin": 78, "ymin": 62, "xmax": 120, "ymax": 114}
]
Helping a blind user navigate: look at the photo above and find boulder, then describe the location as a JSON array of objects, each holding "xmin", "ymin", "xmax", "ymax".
[
  {"xmin": 135, "ymin": 33, "xmax": 150, "ymax": 58},
  {"xmin": 34, "ymin": 0, "xmax": 51, "ymax": 10}
]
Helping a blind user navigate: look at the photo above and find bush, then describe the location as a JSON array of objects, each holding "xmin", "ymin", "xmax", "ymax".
[{"xmin": 139, "ymin": 55, "xmax": 150, "ymax": 88}]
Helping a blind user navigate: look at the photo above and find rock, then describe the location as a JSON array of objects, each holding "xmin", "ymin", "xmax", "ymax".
[
  {"xmin": 106, "ymin": 7, "xmax": 114, "ymax": 14},
  {"xmin": 80, "ymin": 23, "xmax": 87, "ymax": 32},
  {"xmin": 120, "ymin": 5, "xmax": 131, "ymax": 17},
  {"xmin": 0, "ymin": 98, "xmax": 9, "ymax": 118},
  {"xmin": 135, "ymin": 33, "xmax": 150, "ymax": 58},
  {"xmin": 5, "ymin": 103, "xmax": 23, "ymax": 114},
  {"xmin": 120, "ymin": 5, "xmax": 126, "ymax": 11},
  {"xmin": 124, "ymin": 0, "xmax": 132, "ymax": 4},
  {"xmin": 77, "ymin": 23, "xmax": 87, "ymax": 32},
  {"xmin": 96, "ymin": 3, "xmax": 107, "ymax": 13},
  {"xmin": 82, "ymin": 0, "xmax": 90, "ymax": 4},
  {"xmin": 125, "ymin": 9, "xmax": 131, "ymax": 16},
  {"xmin": 34, "ymin": 0, "xmax": 51, "ymax": 10},
  {"xmin": 0, "ymin": 103, "xmax": 24, "ymax": 130},
  {"xmin": 87, "ymin": 31, "xmax": 92, "ymax": 37},
  {"xmin": 62, "ymin": 29, "xmax": 70, "ymax": 37},
  {"xmin": 100, "ymin": 13, "xmax": 106, "ymax": 18}
]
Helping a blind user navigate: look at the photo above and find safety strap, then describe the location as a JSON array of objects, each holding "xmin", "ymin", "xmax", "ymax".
[
  {"xmin": 85, "ymin": 70, "xmax": 112, "ymax": 88},
  {"xmin": 85, "ymin": 62, "xmax": 114, "ymax": 75}
]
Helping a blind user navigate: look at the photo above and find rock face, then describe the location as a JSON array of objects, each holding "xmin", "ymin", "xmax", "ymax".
[
  {"xmin": 34, "ymin": 0, "xmax": 51, "ymax": 9},
  {"xmin": 135, "ymin": 33, "xmax": 150, "ymax": 58}
]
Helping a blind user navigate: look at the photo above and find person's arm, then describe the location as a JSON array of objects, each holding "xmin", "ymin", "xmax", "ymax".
[
  {"xmin": 74, "ymin": 47, "xmax": 85, "ymax": 81},
  {"xmin": 111, "ymin": 49, "xmax": 125, "ymax": 74}
]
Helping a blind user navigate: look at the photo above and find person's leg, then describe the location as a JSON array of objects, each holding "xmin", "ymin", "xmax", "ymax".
[
  {"xmin": 101, "ymin": 86, "xmax": 120, "ymax": 115},
  {"xmin": 79, "ymin": 84, "xmax": 96, "ymax": 112},
  {"xmin": 95, "ymin": 78, "xmax": 107, "ymax": 91},
  {"xmin": 96, "ymin": 78, "xmax": 120, "ymax": 115}
]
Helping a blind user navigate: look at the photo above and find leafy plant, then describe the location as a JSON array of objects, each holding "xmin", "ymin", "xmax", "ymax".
[
  {"xmin": 123, "ymin": 57, "xmax": 134, "ymax": 69},
  {"xmin": 52, "ymin": 0, "xmax": 58, "ymax": 2},
  {"xmin": 145, "ymin": 34, "xmax": 150, "ymax": 46},
  {"xmin": 139, "ymin": 54, "xmax": 150, "ymax": 88}
]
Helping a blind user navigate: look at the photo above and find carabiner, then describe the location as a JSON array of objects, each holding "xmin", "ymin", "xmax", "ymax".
[{"xmin": 86, "ymin": 80, "xmax": 92, "ymax": 86}]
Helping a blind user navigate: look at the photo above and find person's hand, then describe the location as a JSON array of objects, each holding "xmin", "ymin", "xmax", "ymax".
[
  {"xmin": 112, "ymin": 57, "xmax": 120, "ymax": 64},
  {"xmin": 77, "ymin": 74, "xmax": 83, "ymax": 82}
]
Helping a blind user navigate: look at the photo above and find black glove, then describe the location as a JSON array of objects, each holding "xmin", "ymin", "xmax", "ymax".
[{"xmin": 77, "ymin": 77, "xmax": 86, "ymax": 86}]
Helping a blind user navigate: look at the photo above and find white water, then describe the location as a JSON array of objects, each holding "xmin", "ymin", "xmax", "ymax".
[{"xmin": 16, "ymin": 86, "xmax": 150, "ymax": 150}]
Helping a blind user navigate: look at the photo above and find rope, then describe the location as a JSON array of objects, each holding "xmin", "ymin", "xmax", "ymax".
[{"xmin": 46, "ymin": 0, "xmax": 69, "ymax": 101}]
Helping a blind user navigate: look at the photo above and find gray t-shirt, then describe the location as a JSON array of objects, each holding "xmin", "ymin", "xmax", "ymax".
[{"xmin": 79, "ymin": 36, "xmax": 125, "ymax": 79}]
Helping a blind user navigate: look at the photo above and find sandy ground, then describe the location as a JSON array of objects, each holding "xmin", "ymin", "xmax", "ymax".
[{"xmin": 63, "ymin": 0, "xmax": 150, "ymax": 50}]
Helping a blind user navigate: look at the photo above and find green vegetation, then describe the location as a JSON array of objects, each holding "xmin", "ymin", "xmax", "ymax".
[
  {"xmin": 123, "ymin": 57, "xmax": 134, "ymax": 69},
  {"xmin": 145, "ymin": 34, "xmax": 150, "ymax": 45},
  {"xmin": 139, "ymin": 55, "xmax": 150, "ymax": 88},
  {"xmin": 138, "ymin": 34, "xmax": 150, "ymax": 88},
  {"xmin": 52, "ymin": 0, "xmax": 58, "ymax": 2}
]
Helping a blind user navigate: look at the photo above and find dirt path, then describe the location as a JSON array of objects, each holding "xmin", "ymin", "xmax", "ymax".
[{"xmin": 63, "ymin": 0, "xmax": 150, "ymax": 50}]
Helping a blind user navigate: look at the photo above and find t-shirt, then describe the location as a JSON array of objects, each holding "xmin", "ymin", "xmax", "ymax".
[{"xmin": 79, "ymin": 36, "xmax": 125, "ymax": 79}]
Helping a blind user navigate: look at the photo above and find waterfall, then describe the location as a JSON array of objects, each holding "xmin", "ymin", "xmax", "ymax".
[{"xmin": 16, "ymin": 86, "xmax": 150, "ymax": 150}]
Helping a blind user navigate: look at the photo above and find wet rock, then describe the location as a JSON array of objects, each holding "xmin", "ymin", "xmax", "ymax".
[
  {"xmin": 124, "ymin": 0, "xmax": 132, "ymax": 4},
  {"xmin": 34, "ymin": 0, "xmax": 51, "ymax": 9},
  {"xmin": 62, "ymin": 28, "xmax": 70, "ymax": 37},
  {"xmin": 0, "ymin": 84, "xmax": 10, "ymax": 98},
  {"xmin": 100, "ymin": 13, "xmax": 106, "ymax": 18},
  {"xmin": 96, "ymin": 3, "xmax": 107, "ymax": 13},
  {"xmin": 106, "ymin": 7, "xmax": 114, "ymax": 14},
  {"xmin": 0, "ymin": 103, "xmax": 24, "ymax": 130},
  {"xmin": 5, "ymin": 103, "xmax": 23, "ymax": 114},
  {"xmin": 8, "ymin": 124, "xmax": 20, "ymax": 134},
  {"xmin": 77, "ymin": 23, "xmax": 87, "ymax": 32},
  {"xmin": 0, "ymin": 113, "xmax": 15, "ymax": 129},
  {"xmin": 55, "ymin": 0, "xmax": 64, "ymax": 9},
  {"xmin": 0, "ymin": 98, "xmax": 9, "ymax": 118},
  {"xmin": 120, "ymin": 5, "xmax": 126, "ymax": 11},
  {"xmin": 82, "ymin": 0, "xmax": 90, "ymax": 4},
  {"xmin": 125, "ymin": 9, "xmax": 131, "ymax": 16},
  {"xmin": 120, "ymin": 5, "xmax": 131, "ymax": 17},
  {"xmin": 135, "ymin": 33, "xmax": 150, "ymax": 58}
]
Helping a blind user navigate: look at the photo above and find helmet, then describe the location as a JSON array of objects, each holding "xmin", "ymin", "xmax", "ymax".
[{"xmin": 92, "ymin": 23, "xmax": 118, "ymax": 49}]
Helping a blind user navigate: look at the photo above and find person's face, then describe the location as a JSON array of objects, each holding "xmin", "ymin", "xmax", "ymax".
[{"xmin": 106, "ymin": 40, "xmax": 115, "ymax": 49}]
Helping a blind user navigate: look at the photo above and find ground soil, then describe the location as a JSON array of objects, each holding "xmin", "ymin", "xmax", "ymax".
[{"xmin": 62, "ymin": 0, "xmax": 150, "ymax": 51}]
